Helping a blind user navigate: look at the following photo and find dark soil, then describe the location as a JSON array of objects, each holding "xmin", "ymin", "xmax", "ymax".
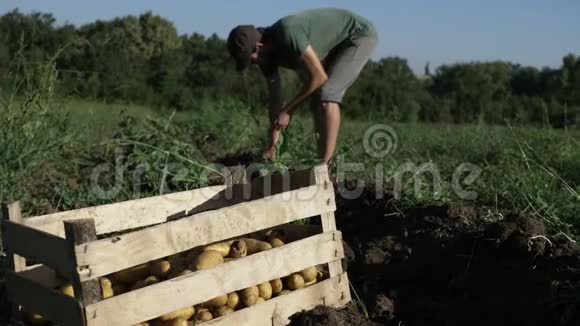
[{"xmin": 290, "ymin": 189, "xmax": 580, "ymax": 326}]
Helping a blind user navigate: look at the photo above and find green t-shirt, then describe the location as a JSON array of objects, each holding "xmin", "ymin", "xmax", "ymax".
[{"xmin": 264, "ymin": 8, "xmax": 376, "ymax": 70}]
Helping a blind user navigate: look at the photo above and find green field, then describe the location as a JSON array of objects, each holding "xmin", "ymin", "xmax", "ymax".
[{"xmin": 1, "ymin": 96, "xmax": 579, "ymax": 240}]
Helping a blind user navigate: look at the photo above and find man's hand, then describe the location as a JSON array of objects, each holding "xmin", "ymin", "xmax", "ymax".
[{"xmin": 274, "ymin": 110, "xmax": 292, "ymax": 130}]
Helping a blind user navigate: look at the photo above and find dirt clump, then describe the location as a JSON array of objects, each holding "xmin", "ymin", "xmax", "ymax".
[{"xmin": 290, "ymin": 189, "xmax": 580, "ymax": 326}]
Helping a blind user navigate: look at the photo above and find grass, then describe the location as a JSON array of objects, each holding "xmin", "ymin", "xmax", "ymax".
[{"xmin": 1, "ymin": 94, "xmax": 579, "ymax": 240}]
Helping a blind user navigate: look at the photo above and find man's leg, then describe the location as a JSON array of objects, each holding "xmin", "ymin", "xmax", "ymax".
[
  {"xmin": 309, "ymin": 91, "xmax": 324, "ymax": 155},
  {"xmin": 320, "ymin": 101, "xmax": 341, "ymax": 163},
  {"xmin": 317, "ymin": 36, "xmax": 378, "ymax": 164}
]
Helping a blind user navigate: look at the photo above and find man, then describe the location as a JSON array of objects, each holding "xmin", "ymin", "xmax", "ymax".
[{"xmin": 227, "ymin": 8, "xmax": 377, "ymax": 164}]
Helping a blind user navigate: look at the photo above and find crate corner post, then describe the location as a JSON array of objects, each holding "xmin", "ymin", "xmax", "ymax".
[
  {"xmin": 63, "ymin": 218, "xmax": 103, "ymax": 311},
  {"xmin": 1, "ymin": 201, "xmax": 27, "ymax": 323},
  {"xmin": 312, "ymin": 165, "xmax": 343, "ymax": 279}
]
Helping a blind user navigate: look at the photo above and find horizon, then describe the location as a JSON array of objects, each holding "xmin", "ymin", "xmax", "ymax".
[{"xmin": 1, "ymin": 1, "xmax": 579, "ymax": 73}]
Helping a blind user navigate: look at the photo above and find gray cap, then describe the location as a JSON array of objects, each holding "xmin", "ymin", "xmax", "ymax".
[{"xmin": 227, "ymin": 25, "xmax": 261, "ymax": 71}]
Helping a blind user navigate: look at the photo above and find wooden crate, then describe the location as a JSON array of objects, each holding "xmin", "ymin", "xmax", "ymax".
[{"xmin": 1, "ymin": 164, "xmax": 350, "ymax": 326}]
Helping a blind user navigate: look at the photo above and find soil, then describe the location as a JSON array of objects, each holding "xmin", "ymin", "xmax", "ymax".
[{"xmin": 289, "ymin": 189, "xmax": 580, "ymax": 326}]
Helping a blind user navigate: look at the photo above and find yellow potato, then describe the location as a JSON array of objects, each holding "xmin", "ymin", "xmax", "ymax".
[
  {"xmin": 175, "ymin": 269, "xmax": 193, "ymax": 277},
  {"xmin": 100, "ymin": 277, "xmax": 114, "ymax": 298},
  {"xmin": 229, "ymin": 240, "xmax": 247, "ymax": 258},
  {"xmin": 226, "ymin": 292, "xmax": 240, "ymax": 309},
  {"xmin": 192, "ymin": 250, "xmax": 224, "ymax": 271},
  {"xmin": 270, "ymin": 278, "xmax": 283, "ymax": 294},
  {"xmin": 300, "ymin": 267, "xmax": 318, "ymax": 282},
  {"xmin": 213, "ymin": 306, "xmax": 234, "ymax": 317},
  {"xmin": 195, "ymin": 310, "xmax": 213, "ymax": 322},
  {"xmin": 167, "ymin": 317, "xmax": 188, "ymax": 326},
  {"xmin": 239, "ymin": 286, "xmax": 259, "ymax": 307},
  {"xmin": 160, "ymin": 306, "xmax": 195, "ymax": 321},
  {"xmin": 286, "ymin": 274, "xmax": 305, "ymax": 290},
  {"xmin": 131, "ymin": 276, "xmax": 159, "ymax": 291},
  {"xmin": 265, "ymin": 229, "xmax": 287, "ymax": 242},
  {"xmin": 242, "ymin": 238, "xmax": 272, "ymax": 254},
  {"xmin": 304, "ymin": 279, "xmax": 317, "ymax": 287},
  {"xmin": 255, "ymin": 297, "xmax": 266, "ymax": 304},
  {"xmin": 202, "ymin": 294, "xmax": 228, "ymax": 308},
  {"xmin": 112, "ymin": 264, "xmax": 150, "ymax": 284},
  {"xmin": 203, "ymin": 241, "xmax": 232, "ymax": 257},
  {"xmin": 269, "ymin": 238, "xmax": 285, "ymax": 248},
  {"xmin": 258, "ymin": 281, "xmax": 272, "ymax": 300},
  {"xmin": 277, "ymin": 289, "xmax": 292, "ymax": 296},
  {"xmin": 60, "ymin": 283, "xmax": 74, "ymax": 297},
  {"xmin": 144, "ymin": 275, "xmax": 160, "ymax": 286},
  {"xmin": 149, "ymin": 260, "xmax": 172, "ymax": 278},
  {"xmin": 24, "ymin": 312, "xmax": 49, "ymax": 326},
  {"xmin": 131, "ymin": 280, "xmax": 145, "ymax": 291}
]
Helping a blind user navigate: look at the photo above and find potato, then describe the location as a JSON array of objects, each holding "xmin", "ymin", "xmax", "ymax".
[
  {"xmin": 258, "ymin": 281, "xmax": 272, "ymax": 300},
  {"xmin": 144, "ymin": 275, "xmax": 160, "ymax": 286},
  {"xmin": 255, "ymin": 297, "xmax": 266, "ymax": 304},
  {"xmin": 132, "ymin": 276, "xmax": 159, "ymax": 291},
  {"xmin": 24, "ymin": 312, "xmax": 49, "ymax": 326},
  {"xmin": 203, "ymin": 241, "xmax": 232, "ymax": 257},
  {"xmin": 184, "ymin": 249, "xmax": 202, "ymax": 264},
  {"xmin": 131, "ymin": 280, "xmax": 145, "ymax": 291},
  {"xmin": 286, "ymin": 274, "xmax": 305, "ymax": 290},
  {"xmin": 316, "ymin": 269, "xmax": 325, "ymax": 282},
  {"xmin": 242, "ymin": 238, "xmax": 272, "ymax": 254},
  {"xmin": 304, "ymin": 279, "xmax": 317, "ymax": 287},
  {"xmin": 239, "ymin": 286, "xmax": 259, "ymax": 307},
  {"xmin": 112, "ymin": 264, "xmax": 150, "ymax": 284},
  {"xmin": 270, "ymin": 278, "xmax": 283, "ymax": 294},
  {"xmin": 300, "ymin": 267, "xmax": 318, "ymax": 282},
  {"xmin": 100, "ymin": 277, "xmax": 114, "ymax": 298},
  {"xmin": 265, "ymin": 229, "xmax": 287, "ymax": 242},
  {"xmin": 269, "ymin": 238, "xmax": 285, "ymax": 248},
  {"xmin": 229, "ymin": 240, "xmax": 247, "ymax": 258},
  {"xmin": 226, "ymin": 292, "xmax": 240, "ymax": 309},
  {"xmin": 60, "ymin": 283, "xmax": 74, "ymax": 297},
  {"xmin": 167, "ymin": 317, "xmax": 188, "ymax": 326},
  {"xmin": 213, "ymin": 306, "xmax": 234, "ymax": 317},
  {"xmin": 277, "ymin": 289, "xmax": 292, "ymax": 296},
  {"xmin": 202, "ymin": 294, "xmax": 228, "ymax": 308},
  {"xmin": 160, "ymin": 306, "xmax": 195, "ymax": 321},
  {"xmin": 196, "ymin": 309, "xmax": 213, "ymax": 322},
  {"xmin": 149, "ymin": 260, "xmax": 172, "ymax": 278},
  {"xmin": 192, "ymin": 250, "xmax": 224, "ymax": 271},
  {"xmin": 175, "ymin": 269, "xmax": 193, "ymax": 277}
]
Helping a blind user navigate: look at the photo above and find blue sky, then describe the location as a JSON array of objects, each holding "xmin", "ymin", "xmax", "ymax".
[{"xmin": 1, "ymin": 0, "xmax": 579, "ymax": 73}]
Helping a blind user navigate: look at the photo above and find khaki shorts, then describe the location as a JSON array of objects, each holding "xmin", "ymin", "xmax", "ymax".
[{"xmin": 300, "ymin": 35, "xmax": 378, "ymax": 105}]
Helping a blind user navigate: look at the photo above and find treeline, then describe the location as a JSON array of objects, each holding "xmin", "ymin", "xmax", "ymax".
[{"xmin": 1, "ymin": 10, "xmax": 579, "ymax": 127}]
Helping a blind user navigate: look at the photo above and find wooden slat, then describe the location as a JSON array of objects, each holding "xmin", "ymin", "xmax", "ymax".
[
  {"xmin": 22, "ymin": 185, "xmax": 226, "ymax": 237},
  {"xmin": 167, "ymin": 166, "xmax": 316, "ymax": 221},
  {"xmin": 18, "ymin": 265, "xmax": 67, "ymax": 289},
  {"xmin": 76, "ymin": 183, "xmax": 336, "ymax": 281},
  {"xmin": 203, "ymin": 273, "xmax": 351, "ymax": 326},
  {"xmin": 5, "ymin": 271, "xmax": 84, "ymax": 326},
  {"xmin": 1, "ymin": 220, "xmax": 76, "ymax": 279},
  {"xmin": 313, "ymin": 165, "xmax": 344, "ymax": 278},
  {"xmin": 84, "ymin": 231, "xmax": 344, "ymax": 326}
]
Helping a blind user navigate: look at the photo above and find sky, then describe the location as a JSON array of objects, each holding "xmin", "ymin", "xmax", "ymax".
[{"xmin": 1, "ymin": 0, "xmax": 579, "ymax": 73}]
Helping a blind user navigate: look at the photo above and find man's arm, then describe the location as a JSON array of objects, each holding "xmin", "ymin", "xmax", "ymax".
[
  {"xmin": 261, "ymin": 66, "xmax": 283, "ymax": 160},
  {"xmin": 283, "ymin": 45, "xmax": 327, "ymax": 115}
]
